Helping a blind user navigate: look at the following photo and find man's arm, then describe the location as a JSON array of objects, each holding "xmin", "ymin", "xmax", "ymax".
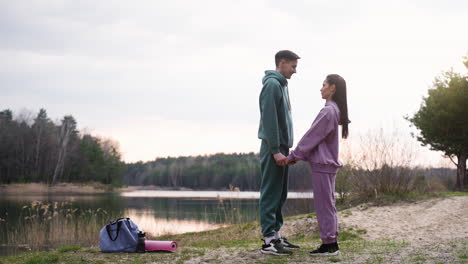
[
  {"xmin": 260, "ymin": 80, "xmax": 281, "ymax": 154},
  {"xmin": 260, "ymin": 80, "xmax": 288, "ymax": 165}
]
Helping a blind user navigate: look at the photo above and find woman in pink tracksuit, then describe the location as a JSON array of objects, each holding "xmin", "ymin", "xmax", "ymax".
[{"xmin": 287, "ymin": 74, "xmax": 349, "ymax": 256}]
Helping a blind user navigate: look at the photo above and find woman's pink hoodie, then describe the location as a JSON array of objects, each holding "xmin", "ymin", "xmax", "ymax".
[{"xmin": 288, "ymin": 101, "xmax": 343, "ymax": 173}]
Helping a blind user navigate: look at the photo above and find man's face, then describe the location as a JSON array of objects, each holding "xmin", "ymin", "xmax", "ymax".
[{"xmin": 278, "ymin": 59, "xmax": 298, "ymax": 79}]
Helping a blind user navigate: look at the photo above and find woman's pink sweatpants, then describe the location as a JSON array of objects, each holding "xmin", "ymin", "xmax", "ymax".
[{"xmin": 312, "ymin": 170, "xmax": 339, "ymax": 244}]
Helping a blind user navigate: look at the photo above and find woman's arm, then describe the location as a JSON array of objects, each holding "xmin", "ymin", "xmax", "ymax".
[{"xmin": 288, "ymin": 107, "xmax": 334, "ymax": 161}]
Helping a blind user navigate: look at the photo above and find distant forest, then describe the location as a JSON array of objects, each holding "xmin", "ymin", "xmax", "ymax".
[
  {"xmin": 0, "ymin": 109, "xmax": 125, "ymax": 185},
  {"xmin": 0, "ymin": 108, "xmax": 457, "ymax": 191},
  {"xmin": 124, "ymin": 156, "xmax": 456, "ymax": 191},
  {"xmin": 125, "ymin": 153, "xmax": 315, "ymax": 191}
]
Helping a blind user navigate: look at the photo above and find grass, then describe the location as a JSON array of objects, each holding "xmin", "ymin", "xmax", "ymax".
[
  {"xmin": 341, "ymin": 209, "xmax": 353, "ymax": 217},
  {"xmin": 0, "ymin": 252, "xmax": 61, "ymax": 264},
  {"xmin": 1, "ymin": 221, "xmax": 466, "ymax": 264},
  {"xmin": 56, "ymin": 245, "xmax": 82, "ymax": 253},
  {"xmin": 411, "ymin": 255, "xmax": 427, "ymax": 263},
  {"xmin": 24, "ymin": 253, "xmax": 60, "ymax": 264},
  {"xmin": 460, "ymin": 253, "xmax": 468, "ymax": 259},
  {"xmin": 339, "ymin": 231, "xmax": 362, "ymax": 241},
  {"xmin": 356, "ymin": 229, "xmax": 367, "ymax": 234},
  {"xmin": 0, "ymin": 214, "xmax": 374, "ymax": 264},
  {"xmin": 329, "ymin": 256, "xmax": 341, "ymax": 262},
  {"xmin": 0, "ymin": 208, "xmax": 420, "ymax": 264},
  {"xmin": 440, "ymin": 191, "xmax": 468, "ymax": 197}
]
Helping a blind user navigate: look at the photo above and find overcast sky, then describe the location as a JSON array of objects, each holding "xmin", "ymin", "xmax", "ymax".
[{"xmin": 1, "ymin": 0, "xmax": 467, "ymax": 166}]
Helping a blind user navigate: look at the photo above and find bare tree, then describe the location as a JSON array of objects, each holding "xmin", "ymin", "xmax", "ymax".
[{"xmin": 52, "ymin": 116, "xmax": 77, "ymax": 184}]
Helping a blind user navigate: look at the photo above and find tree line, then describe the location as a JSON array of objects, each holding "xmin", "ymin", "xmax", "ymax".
[
  {"xmin": 124, "ymin": 154, "xmax": 457, "ymax": 192},
  {"xmin": 124, "ymin": 153, "xmax": 314, "ymax": 191},
  {"xmin": 0, "ymin": 109, "xmax": 125, "ymax": 185}
]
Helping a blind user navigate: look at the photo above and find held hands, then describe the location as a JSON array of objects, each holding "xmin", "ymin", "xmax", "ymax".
[
  {"xmin": 273, "ymin": 153, "xmax": 297, "ymax": 166},
  {"xmin": 273, "ymin": 153, "xmax": 288, "ymax": 166}
]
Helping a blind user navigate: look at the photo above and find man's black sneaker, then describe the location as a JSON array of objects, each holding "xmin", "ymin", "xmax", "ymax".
[
  {"xmin": 280, "ymin": 237, "xmax": 300, "ymax": 249},
  {"xmin": 260, "ymin": 239, "xmax": 293, "ymax": 256},
  {"xmin": 309, "ymin": 242, "xmax": 340, "ymax": 256}
]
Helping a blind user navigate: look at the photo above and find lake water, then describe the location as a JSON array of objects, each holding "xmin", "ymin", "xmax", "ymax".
[{"xmin": 0, "ymin": 190, "xmax": 314, "ymax": 256}]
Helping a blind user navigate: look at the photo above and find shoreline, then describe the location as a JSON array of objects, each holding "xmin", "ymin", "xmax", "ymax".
[
  {"xmin": 0, "ymin": 183, "xmax": 314, "ymax": 195},
  {"xmin": 0, "ymin": 183, "xmax": 113, "ymax": 195},
  {"xmin": 0, "ymin": 183, "xmax": 197, "ymax": 195}
]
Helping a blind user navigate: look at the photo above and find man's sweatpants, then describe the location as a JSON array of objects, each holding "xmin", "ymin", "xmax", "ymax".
[
  {"xmin": 259, "ymin": 140, "xmax": 289, "ymax": 238},
  {"xmin": 311, "ymin": 169, "xmax": 339, "ymax": 244}
]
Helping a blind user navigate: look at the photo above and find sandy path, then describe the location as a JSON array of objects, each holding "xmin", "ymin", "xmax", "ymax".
[
  {"xmin": 340, "ymin": 196, "xmax": 468, "ymax": 244},
  {"xmin": 185, "ymin": 196, "xmax": 468, "ymax": 264}
]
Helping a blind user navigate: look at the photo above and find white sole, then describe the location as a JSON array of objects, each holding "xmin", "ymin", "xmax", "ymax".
[
  {"xmin": 310, "ymin": 250, "xmax": 340, "ymax": 256},
  {"xmin": 260, "ymin": 249, "xmax": 292, "ymax": 256},
  {"xmin": 284, "ymin": 246, "xmax": 300, "ymax": 250}
]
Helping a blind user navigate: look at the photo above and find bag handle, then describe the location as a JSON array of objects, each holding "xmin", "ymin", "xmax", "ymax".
[
  {"xmin": 109, "ymin": 217, "xmax": 129, "ymax": 224},
  {"xmin": 106, "ymin": 220, "xmax": 123, "ymax": 241}
]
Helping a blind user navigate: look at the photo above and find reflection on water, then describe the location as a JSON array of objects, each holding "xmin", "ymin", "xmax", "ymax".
[
  {"xmin": 125, "ymin": 209, "xmax": 226, "ymax": 237},
  {"xmin": 0, "ymin": 191, "xmax": 314, "ymax": 256}
]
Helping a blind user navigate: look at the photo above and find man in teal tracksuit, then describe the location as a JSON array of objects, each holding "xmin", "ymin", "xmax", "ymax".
[{"xmin": 258, "ymin": 50, "xmax": 300, "ymax": 256}]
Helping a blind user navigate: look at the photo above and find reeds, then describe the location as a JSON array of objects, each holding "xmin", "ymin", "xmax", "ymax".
[
  {"xmin": 5, "ymin": 201, "xmax": 112, "ymax": 251},
  {"xmin": 336, "ymin": 128, "xmax": 449, "ymax": 202}
]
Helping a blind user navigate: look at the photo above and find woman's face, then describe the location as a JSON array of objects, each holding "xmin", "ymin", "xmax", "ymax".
[{"xmin": 321, "ymin": 79, "xmax": 336, "ymax": 100}]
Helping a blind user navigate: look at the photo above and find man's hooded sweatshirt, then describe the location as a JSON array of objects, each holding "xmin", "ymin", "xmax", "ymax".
[{"xmin": 258, "ymin": 70, "xmax": 294, "ymax": 154}]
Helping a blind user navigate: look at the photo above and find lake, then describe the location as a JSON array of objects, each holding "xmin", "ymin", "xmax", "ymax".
[{"xmin": 0, "ymin": 190, "xmax": 314, "ymax": 256}]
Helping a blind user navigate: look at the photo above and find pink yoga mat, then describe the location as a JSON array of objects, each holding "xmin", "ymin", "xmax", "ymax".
[{"xmin": 145, "ymin": 240, "xmax": 178, "ymax": 252}]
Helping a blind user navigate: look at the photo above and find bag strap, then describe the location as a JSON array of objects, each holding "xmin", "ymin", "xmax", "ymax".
[
  {"xmin": 109, "ymin": 217, "xmax": 129, "ymax": 224},
  {"xmin": 106, "ymin": 220, "xmax": 123, "ymax": 241}
]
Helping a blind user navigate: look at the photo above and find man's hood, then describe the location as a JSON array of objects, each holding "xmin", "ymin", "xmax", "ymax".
[{"xmin": 262, "ymin": 70, "xmax": 288, "ymax": 86}]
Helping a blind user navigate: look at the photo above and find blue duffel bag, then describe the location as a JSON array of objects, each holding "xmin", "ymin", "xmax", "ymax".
[{"xmin": 100, "ymin": 218, "xmax": 142, "ymax": 253}]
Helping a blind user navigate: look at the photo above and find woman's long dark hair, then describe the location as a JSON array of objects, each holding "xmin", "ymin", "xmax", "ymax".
[{"xmin": 327, "ymin": 74, "xmax": 350, "ymax": 139}]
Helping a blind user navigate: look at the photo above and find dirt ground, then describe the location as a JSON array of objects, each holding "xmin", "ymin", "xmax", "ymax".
[
  {"xmin": 188, "ymin": 195, "xmax": 468, "ymax": 264},
  {"xmin": 340, "ymin": 195, "xmax": 468, "ymax": 245}
]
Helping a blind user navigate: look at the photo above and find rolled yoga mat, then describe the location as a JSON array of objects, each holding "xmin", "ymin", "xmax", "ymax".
[{"xmin": 145, "ymin": 240, "xmax": 178, "ymax": 252}]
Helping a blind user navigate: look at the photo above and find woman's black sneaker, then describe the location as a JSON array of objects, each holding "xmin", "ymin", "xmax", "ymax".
[
  {"xmin": 309, "ymin": 242, "xmax": 340, "ymax": 256},
  {"xmin": 280, "ymin": 237, "xmax": 300, "ymax": 249},
  {"xmin": 260, "ymin": 239, "xmax": 293, "ymax": 256}
]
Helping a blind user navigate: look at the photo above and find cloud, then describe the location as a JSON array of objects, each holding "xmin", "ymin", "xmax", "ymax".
[{"xmin": 1, "ymin": 0, "xmax": 467, "ymax": 164}]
